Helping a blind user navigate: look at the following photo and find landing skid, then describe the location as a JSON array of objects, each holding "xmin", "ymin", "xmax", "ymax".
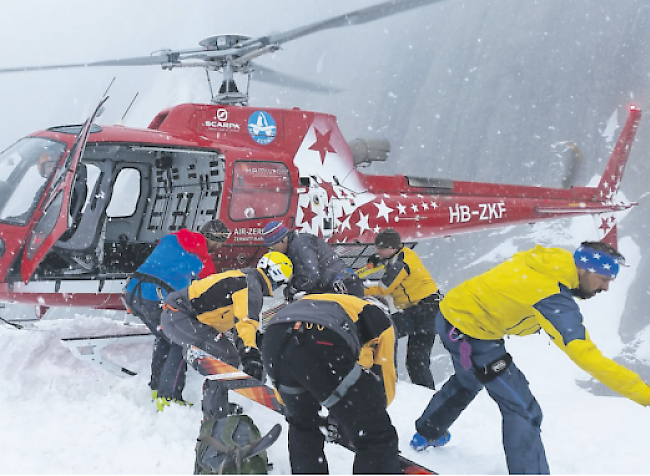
[
  {"xmin": 0, "ymin": 304, "xmax": 41, "ymax": 330},
  {"xmin": 0, "ymin": 315, "xmax": 32, "ymax": 329},
  {"xmin": 60, "ymin": 332, "xmax": 153, "ymax": 378}
]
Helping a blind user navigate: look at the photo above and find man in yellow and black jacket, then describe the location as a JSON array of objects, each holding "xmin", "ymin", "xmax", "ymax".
[
  {"xmin": 364, "ymin": 228, "xmax": 443, "ymax": 389},
  {"xmin": 410, "ymin": 242, "xmax": 650, "ymax": 474},
  {"xmin": 262, "ymin": 293, "xmax": 399, "ymax": 474},
  {"xmin": 160, "ymin": 251, "xmax": 292, "ymax": 418}
]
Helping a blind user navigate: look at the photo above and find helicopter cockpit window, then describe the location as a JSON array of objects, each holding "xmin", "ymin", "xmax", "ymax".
[
  {"xmin": 106, "ymin": 167, "xmax": 141, "ymax": 218},
  {"xmin": 229, "ymin": 161, "xmax": 292, "ymax": 221},
  {"xmin": 0, "ymin": 137, "xmax": 66, "ymax": 226}
]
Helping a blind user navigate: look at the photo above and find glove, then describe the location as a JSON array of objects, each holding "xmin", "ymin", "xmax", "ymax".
[
  {"xmin": 318, "ymin": 415, "xmax": 341, "ymax": 443},
  {"xmin": 239, "ymin": 346, "xmax": 264, "ymax": 381},
  {"xmin": 321, "ymin": 416, "xmax": 355, "ymax": 448},
  {"xmin": 367, "ymin": 254, "xmax": 384, "ymax": 267},
  {"xmin": 284, "ymin": 284, "xmax": 299, "ymax": 302}
]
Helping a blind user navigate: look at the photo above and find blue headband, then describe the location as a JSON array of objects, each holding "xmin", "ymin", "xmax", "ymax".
[{"xmin": 573, "ymin": 246, "xmax": 620, "ymax": 278}]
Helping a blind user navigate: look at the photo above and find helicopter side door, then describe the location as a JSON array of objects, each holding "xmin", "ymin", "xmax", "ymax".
[
  {"xmin": 89, "ymin": 146, "xmax": 225, "ymax": 273},
  {"xmin": 20, "ymin": 98, "xmax": 107, "ymax": 282}
]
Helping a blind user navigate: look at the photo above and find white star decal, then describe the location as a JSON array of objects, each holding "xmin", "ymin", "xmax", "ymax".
[
  {"xmin": 410, "ymin": 204, "xmax": 419, "ymax": 213},
  {"xmin": 339, "ymin": 215, "xmax": 352, "ymax": 231},
  {"xmin": 603, "ymin": 263, "xmax": 611, "ymax": 270},
  {"xmin": 397, "ymin": 203, "xmax": 407, "ymax": 215},
  {"xmin": 593, "ymin": 253, "xmax": 601, "ymax": 260},
  {"xmin": 374, "ymin": 199, "xmax": 394, "ymax": 223},
  {"xmin": 430, "ymin": 201, "xmax": 439, "ymax": 209},
  {"xmin": 356, "ymin": 211, "xmax": 370, "ymax": 234},
  {"xmin": 421, "ymin": 202, "xmax": 429, "ymax": 210}
]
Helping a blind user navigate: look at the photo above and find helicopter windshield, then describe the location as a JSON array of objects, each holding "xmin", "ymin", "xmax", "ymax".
[{"xmin": 0, "ymin": 137, "xmax": 67, "ymax": 226}]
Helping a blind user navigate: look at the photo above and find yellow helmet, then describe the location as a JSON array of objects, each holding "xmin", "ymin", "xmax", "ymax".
[{"xmin": 257, "ymin": 251, "xmax": 293, "ymax": 289}]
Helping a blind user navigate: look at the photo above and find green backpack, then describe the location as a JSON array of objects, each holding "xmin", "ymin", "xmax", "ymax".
[{"xmin": 194, "ymin": 414, "xmax": 279, "ymax": 474}]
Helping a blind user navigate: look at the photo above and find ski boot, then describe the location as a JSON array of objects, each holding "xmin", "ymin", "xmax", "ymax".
[
  {"xmin": 410, "ymin": 431, "xmax": 451, "ymax": 451},
  {"xmin": 156, "ymin": 396, "xmax": 193, "ymax": 412}
]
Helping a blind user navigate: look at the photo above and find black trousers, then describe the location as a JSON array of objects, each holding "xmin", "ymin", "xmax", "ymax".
[
  {"xmin": 263, "ymin": 323, "xmax": 399, "ymax": 474},
  {"xmin": 124, "ymin": 290, "xmax": 186, "ymax": 400},
  {"xmin": 392, "ymin": 299, "xmax": 439, "ymax": 390},
  {"xmin": 161, "ymin": 302, "xmax": 241, "ymax": 419}
]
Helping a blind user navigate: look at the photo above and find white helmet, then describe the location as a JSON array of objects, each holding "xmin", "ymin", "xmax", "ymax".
[{"xmin": 257, "ymin": 251, "xmax": 293, "ymax": 289}]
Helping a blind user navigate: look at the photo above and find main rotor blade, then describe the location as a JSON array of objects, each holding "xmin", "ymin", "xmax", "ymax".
[
  {"xmin": 242, "ymin": 0, "xmax": 444, "ymax": 48},
  {"xmin": 0, "ymin": 54, "xmax": 174, "ymax": 74},
  {"xmin": 251, "ymin": 64, "xmax": 342, "ymax": 94},
  {"xmin": 0, "ymin": 0, "xmax": 444, "ymax": 78}
]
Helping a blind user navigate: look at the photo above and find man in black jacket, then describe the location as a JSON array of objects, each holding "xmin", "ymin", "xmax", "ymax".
[{"xmin": 262, "ymin": 221, "xmax": 364, "ymax": 299}]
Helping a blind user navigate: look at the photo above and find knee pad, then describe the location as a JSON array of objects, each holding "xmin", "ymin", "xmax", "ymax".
[{"xmin": 475, "ymin": 353, "xmax": 513, "ymax": 383}]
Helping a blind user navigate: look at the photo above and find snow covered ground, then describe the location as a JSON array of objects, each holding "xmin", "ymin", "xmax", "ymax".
[
  {"xmin": 1, "ymin": 223, "xmax": 649, "ymax": 475},
  {"xmin": 1, "ymin": 1, "xmax": 650, "ymax": 473}
]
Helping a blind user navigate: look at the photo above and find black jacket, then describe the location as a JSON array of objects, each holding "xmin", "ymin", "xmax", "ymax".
[{"xmin": 286, "ymin": 232, "xmax": 347, "ymax": 293}]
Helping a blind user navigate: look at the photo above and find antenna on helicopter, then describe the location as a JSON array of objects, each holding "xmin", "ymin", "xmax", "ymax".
[
  {"xmin": 120, "ymin": 92, "xmax": 139, "ymax": 124},
  {"xmin": 0, "ymin": 0, "xmax": 444, "ymax": 105},
  {"xmin": 93, "ymin": 77, "xmax": 117, "ymax": 119},
  {"xmin": 205, "ymin": 70, "xmax": 215, "ymax": 101},
  {"xmin": 102, "ymin": 77, "xmax": 116, "ymax": 98}
]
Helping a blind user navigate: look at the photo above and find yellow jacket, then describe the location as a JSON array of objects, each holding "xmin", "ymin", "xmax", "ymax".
[
  {"xmin": 441, "ymin": 245, "xmax": 650, "ymax": 406},
  {"xmin": 365, "ymin": 247, "xmax": 439, "ymax": 309},
  {"xmin": 187, "ymin": 268, "xmax": 272, "ymax": 348}
]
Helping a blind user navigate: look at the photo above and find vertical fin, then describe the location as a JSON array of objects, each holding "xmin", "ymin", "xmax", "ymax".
[{"xmin": 597, "ymin": 105, "xmax": 641, "ymax": 202}]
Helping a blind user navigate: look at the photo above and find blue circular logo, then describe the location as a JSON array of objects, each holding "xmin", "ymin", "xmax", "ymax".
[{"xmin": 247, "ymin": 111, "xmax": 277, "ymax": 145}]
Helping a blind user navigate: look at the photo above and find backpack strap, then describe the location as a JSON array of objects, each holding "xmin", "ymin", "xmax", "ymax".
[
  {"xmin": 222, "ymin": 415, "xmax": 240, "ymax": 448},
  {"xmin": 131, "ymin": 271, "xmax": 175, "ymax": 295}
]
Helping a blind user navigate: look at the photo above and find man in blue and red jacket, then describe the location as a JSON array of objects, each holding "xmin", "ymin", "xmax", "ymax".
[{"xmin": 123, "ymin": 219, "xmax": 230, "ymax": 410}]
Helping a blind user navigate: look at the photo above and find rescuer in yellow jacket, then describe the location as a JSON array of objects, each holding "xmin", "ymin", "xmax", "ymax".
[
  {"xmin": 365, "ymin": 228, "xmax": 443, "ymax": 389},
  {"xmin": 262, "ymin": 293, "xmax": 398, "ymax": 474},
  {"xmin": 160, "ymin": 251, "xmax": 293, "ymax": 417},
  {"xmin": 409, "ymin": 242, "xmax": 650, "ymax": 474}
]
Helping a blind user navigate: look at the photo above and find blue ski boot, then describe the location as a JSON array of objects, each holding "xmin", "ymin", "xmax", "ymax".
[{"xmin": 410, "ymin": 431, "xmax": 451, "ymax": 451}]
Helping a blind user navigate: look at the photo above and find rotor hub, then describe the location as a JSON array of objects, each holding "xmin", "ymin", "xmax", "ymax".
[{"xmin": 199, "ymin": 35, "xmax": 251, "ymax": 51}]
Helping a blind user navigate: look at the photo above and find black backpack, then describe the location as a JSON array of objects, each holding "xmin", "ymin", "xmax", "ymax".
[{"xmin": 194, "ymin": 414, "xmax": 280, "ymax": 474}]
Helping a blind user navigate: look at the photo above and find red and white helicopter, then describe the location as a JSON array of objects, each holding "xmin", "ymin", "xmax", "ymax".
[{"xmin": 0, "ymin": 0, "xmax": 640, "ymax": 321}]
